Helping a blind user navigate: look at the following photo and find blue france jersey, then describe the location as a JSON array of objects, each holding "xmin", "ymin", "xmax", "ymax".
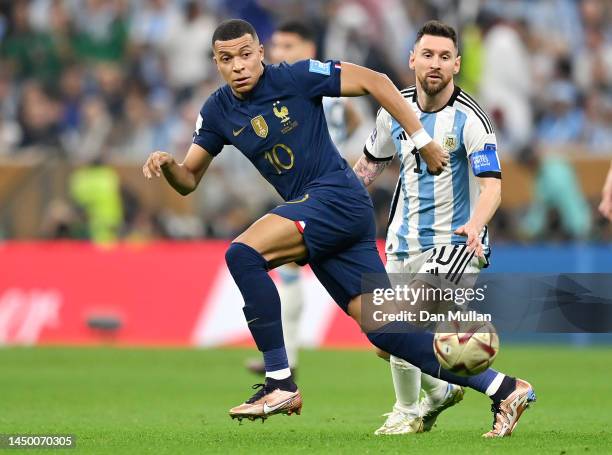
[
  {"xmin": 193, "ymin": 59, "xmax": 366, "ymax": 202},
  {"xmin": 365, "ymin": 86, "xmax": 501, "ymax": 260}
]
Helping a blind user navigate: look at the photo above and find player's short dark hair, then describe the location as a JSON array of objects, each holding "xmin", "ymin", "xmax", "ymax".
[
  {"xmin": 275, "ymin": 21, "xmax": 315, "ymax": 43},
  {"xmin": 415, "ymin": 20, "xmax": 459, "ymax": 51},
  {"xmin": 212, "ymin": 19, "xmax": 259, "ymax": 47}
]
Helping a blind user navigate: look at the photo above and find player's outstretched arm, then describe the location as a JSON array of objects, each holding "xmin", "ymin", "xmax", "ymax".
[
  {"xmin": 454, "ymin": 177, "xmax": 501, "ymax": 258},
  {"xmin": 598, "ymin": 160, "xmax": 612, "ymax": 221},
  {"xmin": 142, "ymin": 143, "xmax": 214, "ymax": 195},
  {"xmin": 339, "ymin": 62, "xmax": 448, "ymax": 174}
]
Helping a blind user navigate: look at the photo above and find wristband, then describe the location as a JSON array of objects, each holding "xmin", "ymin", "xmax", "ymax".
[{"xmin": 410, "ymin": 128, "xmax": 432, "ymax": 150}]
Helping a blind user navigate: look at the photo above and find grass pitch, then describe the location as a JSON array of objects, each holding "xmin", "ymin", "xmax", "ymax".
[{"xmin": 1, "ymin": 346, "xmax": 611, "ymax": 454}]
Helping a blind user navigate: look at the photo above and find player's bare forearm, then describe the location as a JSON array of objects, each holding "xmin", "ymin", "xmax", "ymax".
[
  {"xmin": 161, "ymin": 161, "xmax": 199, "ymax": 195},
  {"xmin": 143, "ymin": 143, "xmax": 213, "ymax": 196},
  {"xmin": 340, "ymin": 63, "xmax": 447, "ymax": 174},
  {"xmin": 454, "ymin": 178, "xmax": 500, "ymax": 258},
  {"xmin": 468, "ymin": 178, "xmax": 502, "ymax": 232},
  {"xmin": 353, "ymin": 155, "xmax": 391, "ymax": 187},
  {"xmin": 340, "ymin": 62, "xmax": 423, "ymax": 136}
]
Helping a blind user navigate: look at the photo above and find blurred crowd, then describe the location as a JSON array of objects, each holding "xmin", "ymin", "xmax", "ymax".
[{"xmin": 0, "ymin": 0, "xmax": 610, "ymax": 242}]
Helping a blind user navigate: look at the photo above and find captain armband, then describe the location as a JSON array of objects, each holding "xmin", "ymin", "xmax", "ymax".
[{"xmin": 470, "ymin": 143, "xmax": 501, "ymax": 178}]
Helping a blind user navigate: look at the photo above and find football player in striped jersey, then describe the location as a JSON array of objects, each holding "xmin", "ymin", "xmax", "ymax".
[{"xmin": 353, "ymin": 20, "xmax": 535, "ymax": 437}]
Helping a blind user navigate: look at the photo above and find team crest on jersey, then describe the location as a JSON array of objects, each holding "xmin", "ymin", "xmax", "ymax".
[
  {"xmin": 251, "ymin": 115, "xmax": 269, "ymax": 138},
  {"xmin": 273, "ymin": 101, "xmax": 290, "ymax": 124},
  {"xmin": 443, "ymin": 132, "xmax": 458, "ymax": 152},
  {"xmin": 273, "ymin": 101, "xmax": 298, "ymax": 134}
]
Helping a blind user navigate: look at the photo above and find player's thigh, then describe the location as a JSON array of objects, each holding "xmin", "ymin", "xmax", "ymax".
[
  {"xmin": 311, "ymin": 238, "xmax": 388, "ymax": 315},
  {"xmin": 233, "ymin": 213, "xmax": 307, "ymax": 267}
]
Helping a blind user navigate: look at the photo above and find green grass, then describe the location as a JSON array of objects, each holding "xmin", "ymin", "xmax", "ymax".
[{"xmin": 1, "ymin": 346, "xmax": 611, "ymax": 454}]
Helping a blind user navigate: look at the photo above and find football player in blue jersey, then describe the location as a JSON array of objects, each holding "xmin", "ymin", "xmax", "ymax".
[
  {"xmin": 143, "ymin": 19, "xmax": 528, "ymax": 430},
  {"xmin": 245, "ymin": 20, "xmax": 363, "ymax": 379}
]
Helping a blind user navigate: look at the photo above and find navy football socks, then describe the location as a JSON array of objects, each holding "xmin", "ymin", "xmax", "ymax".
[
  {"xmin": 366, "ymin": 322, "xmax": 499, "ymax": 394},
  {"xmin": 225, "ymin": 241, "xmax": 502, "ymax": 393},
  {"xmin": 225, "ymin": 242, "xmax": 289, "ymax": 374},
  {"xmin": 491, "ymin": 376, "xmax": 517, "ymax": 403}
]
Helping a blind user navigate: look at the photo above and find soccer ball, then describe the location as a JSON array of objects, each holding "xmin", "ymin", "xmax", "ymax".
[{"xmin": 433, "ymin": 320, "xmax": 499, "ymax": 376}]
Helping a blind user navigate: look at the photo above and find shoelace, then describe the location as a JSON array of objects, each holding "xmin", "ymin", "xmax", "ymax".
[
  {"xmin": 490, "ymin": 402, "xmax": 502, "ymax": 430},
  {"xmin": 246, "ymin": 383, "xmax": 268, "ymax": 404}
]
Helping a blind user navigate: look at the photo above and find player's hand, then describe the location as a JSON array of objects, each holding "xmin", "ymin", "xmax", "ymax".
[
  {"xmin": 143, "ymin": 151, "xmax": 175, "ymax": 179},
  {"xmin": 599, "ymin": 195, "xmax": 612, "ymax": 221},
  {"xmin": 418, "ymin": 141, "xmax": 449, "ymax": 175},
  {"xmin": 454, "ymin": 223, "xmax": 484, "ymax": 259},
  {"xmin": 599, "ymin": 163, "xmax": 612, "ymax": 221}
]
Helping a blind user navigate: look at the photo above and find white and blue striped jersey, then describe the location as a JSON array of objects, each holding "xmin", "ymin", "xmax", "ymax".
[{"xmin": 365, "ymin": 85, "xmax": 501, "ymax": 262}]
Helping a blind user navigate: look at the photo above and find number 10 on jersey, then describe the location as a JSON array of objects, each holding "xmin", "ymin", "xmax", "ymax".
[{"xmin": 265, "ymin": 143, "xmax": 295, "ymax": 174}]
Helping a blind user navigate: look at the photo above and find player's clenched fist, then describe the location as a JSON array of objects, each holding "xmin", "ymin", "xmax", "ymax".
[
  {"xmin": 143, "ymin": 151, "xmax": 175, "ymax": 179},
  {"xmin": 419, "ymin": 141, "xmax": 449, "ymax": 175}
]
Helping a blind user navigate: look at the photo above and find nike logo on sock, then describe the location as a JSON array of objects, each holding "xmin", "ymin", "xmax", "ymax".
[{"xmin": 246, "ymin": 317, "xmax": 259, "ymax": 324}]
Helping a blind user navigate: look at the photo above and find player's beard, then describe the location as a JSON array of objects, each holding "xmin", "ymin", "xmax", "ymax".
[{"xmin": 419, "ymin": 73, "xmax": 451, "ymax": 97}]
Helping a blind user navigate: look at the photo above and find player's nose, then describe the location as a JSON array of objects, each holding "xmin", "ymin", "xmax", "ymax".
[{"xmin": 233, "ymin": 59, "xmax": 245, "ymax": 72}]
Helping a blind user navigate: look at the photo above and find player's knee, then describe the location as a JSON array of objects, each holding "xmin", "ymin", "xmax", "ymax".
[
  {"xmin": 224, "ymin": 242, "xmax": 241, "ymax": 269},
  {"xmin": 225, "ymin": 242, "xmax": 267, "ymax": 276}
]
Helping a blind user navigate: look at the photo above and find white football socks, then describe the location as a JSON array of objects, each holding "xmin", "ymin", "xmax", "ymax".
[
  {"xmin": 391, "ymin": 356, "xmax": 453, "ymax": 411},
  {"xmin": 266, "ymin": 368, "xmax": 292, "ymax": 380},
  {"xmin": 390, "ymin": 355, "xmax": 421, "ymax": 416},
  {"xmin": 421, "ymin": 372, "xmax": 450, "ymax": 404}
]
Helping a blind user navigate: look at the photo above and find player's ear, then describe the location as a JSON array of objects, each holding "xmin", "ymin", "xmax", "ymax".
[
  {"xmin": 258, "ymin": 43, "xmax": 264, "ymax": 62},
  {"xmin": 454, "ymin": 55, "xmax": 461, "ymax": 75},
  {"xmin": 212, "ymin": 44, "xmax": 220, "ymax": 66},
  {"xmin": 408, "ymin": 50, "xmax": 416, "ymax": 70}
]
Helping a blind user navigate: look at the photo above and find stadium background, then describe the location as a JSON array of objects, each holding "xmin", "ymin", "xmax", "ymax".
[
  {"xmin": 1, "ymin": 1, "xmax": 612, "ymax": 453},
  {"xmin": 0, "ymin": 0, "xmax": 610, "ymax": 348}
]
